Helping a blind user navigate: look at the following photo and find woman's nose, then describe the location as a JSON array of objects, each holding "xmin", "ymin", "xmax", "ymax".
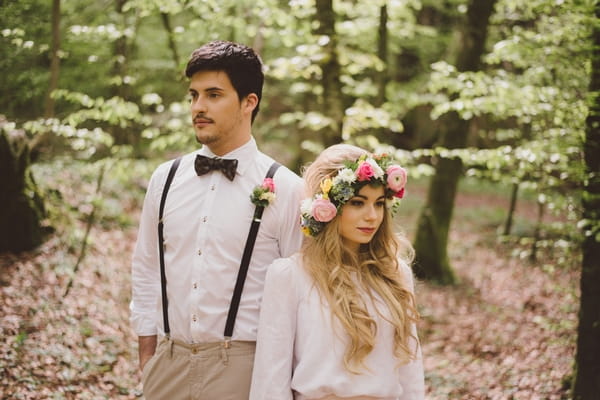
[{"xmin": 365, "ymin": 205, "xmax": 377, "ymax": 220}]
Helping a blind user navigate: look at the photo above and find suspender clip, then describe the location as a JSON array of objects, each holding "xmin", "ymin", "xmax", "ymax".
[{"xmin": 223, "ymin": 337, "xmax": 232, "ymax": 349}]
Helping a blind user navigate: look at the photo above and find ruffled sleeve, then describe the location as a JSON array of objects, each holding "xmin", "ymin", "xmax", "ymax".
[
  {"xmin": 250, "ymin": 256, "xmax": 299, "ymax": 400},
  {"xmin": 398, "ymin": 259, "xmax": 425, "ymax": 400}
]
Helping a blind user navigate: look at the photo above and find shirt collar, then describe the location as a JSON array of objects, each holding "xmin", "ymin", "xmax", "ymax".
[{"xmin": 197, "ymin": 137, "xmax": 258, "ymax": 178}]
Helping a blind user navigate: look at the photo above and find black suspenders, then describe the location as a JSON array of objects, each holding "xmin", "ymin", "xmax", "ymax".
[
  {"xmin": 157, "ymin": 157, "xmax": 281, "ymax": 344},
  {"xmin": 158, "ymin": 157, "xmax": 181, "ymax": 337}
]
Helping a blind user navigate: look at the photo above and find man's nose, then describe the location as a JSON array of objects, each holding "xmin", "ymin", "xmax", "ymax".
[{"xmin": 191, "ymin": 96, "xmax": 207, "ymax": 113}]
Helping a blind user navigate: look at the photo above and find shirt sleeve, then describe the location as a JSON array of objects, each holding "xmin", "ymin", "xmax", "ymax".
[
  {"xmin": 129, "ymin": 164, "xmax": 167, "ymax": 336},
  {"xmin": 250, "ymin": 258, "xmax": 298, "ymax": 400},
  {"xmin": 398, "ymin": 260, "xmax": 425, "ymax": 400},
  {"xmin": 274, "ymin": 169, "xmax": 303, "ymax": 258}
]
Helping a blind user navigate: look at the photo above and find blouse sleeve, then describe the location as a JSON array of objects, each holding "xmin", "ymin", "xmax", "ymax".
[
  {"xmin": 250, "ymin": 257, "xmax": 298, "ymax": 400},
  {"xmin": 397, "ymin": 260, "xmax": 426, "ymax": 400}
]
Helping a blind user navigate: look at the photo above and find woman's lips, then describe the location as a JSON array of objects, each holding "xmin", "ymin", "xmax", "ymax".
[{"xmin": 358, "ymin": 227, "xmax": 375, "ymax": 234}]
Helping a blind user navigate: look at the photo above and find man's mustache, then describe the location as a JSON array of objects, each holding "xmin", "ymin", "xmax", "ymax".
[{"xmin": 193, "ymin": 114, "xmax": 214, "ymax": 122}]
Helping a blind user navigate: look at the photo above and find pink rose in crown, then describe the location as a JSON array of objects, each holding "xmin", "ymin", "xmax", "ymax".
[
  {"xmin": 262, "ymin": 178, "xmax": 275, "ymax": 192},
  {"xmin": 311, "ymin": 198, "xmax": 337, "ymax": 222},
  {"xmin": 356, "ymin": 161, "xmax": 375, "ymax": 181},
  {"xmin": 386, "ymin": 165, "xmax": 407, "ymax": 192}
]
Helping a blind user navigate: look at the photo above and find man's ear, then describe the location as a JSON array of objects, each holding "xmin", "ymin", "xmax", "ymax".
[{"xmin": 243, "ymin": 93, "xmax": 259, "ymax": 115}]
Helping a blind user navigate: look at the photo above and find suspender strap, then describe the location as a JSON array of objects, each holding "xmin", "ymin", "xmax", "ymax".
[
  {"xmin": 223, "ymin": 161, "xmax": 281, "ymax": 345},
  {"xmin": 158, "ymin": 157, "xmax": 182, "ymax": 337}
]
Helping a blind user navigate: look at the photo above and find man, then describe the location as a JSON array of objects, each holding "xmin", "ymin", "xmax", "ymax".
[{"xmin": 130, "ymin": 40, "xmax": 303, "ymax": 399}]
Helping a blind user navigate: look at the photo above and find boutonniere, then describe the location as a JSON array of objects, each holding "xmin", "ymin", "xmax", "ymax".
[{"xmin": 250, "ymin": 178, "xmax": 276, "ymax": 207}]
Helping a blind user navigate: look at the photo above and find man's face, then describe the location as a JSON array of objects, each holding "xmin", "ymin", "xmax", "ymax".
[{"xmin": 188, "ymin": 70, "xmax": 255, "ymax": 156}]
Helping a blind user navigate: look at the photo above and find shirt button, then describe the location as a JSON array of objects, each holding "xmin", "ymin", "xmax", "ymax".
[
  {"xmin": 210, "ymin": 185, "xmax": 216, "ymax": 191},
  {"xmin": 202, "ymin": 216, "xmax": 208, "ymax": 223},
  {"xmin": 198, "ymin": 249, "xmax": 202, "ymax": 256},
  {"xmin": 192, "ymin": 315, "xmax": 197, "ymax": 322},
  {"xmin": 193, "ymin": 282, "xmax": 198, "ymax": 289}
]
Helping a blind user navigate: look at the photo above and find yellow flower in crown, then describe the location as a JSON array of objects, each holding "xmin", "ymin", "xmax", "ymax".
[{"xmin": 320, "ymin": 178, "xmax": 333, "ymax": 198}]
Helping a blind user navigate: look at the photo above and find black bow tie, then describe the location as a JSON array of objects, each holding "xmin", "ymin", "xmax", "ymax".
[{"xmin": 194, "ymin": 154, "xmax": 238, "ymax": 181}]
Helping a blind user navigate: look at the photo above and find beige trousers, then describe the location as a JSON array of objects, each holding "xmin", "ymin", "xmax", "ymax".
[{"xmin": 142, "ymin": 338, "xmax": 256, "ymax": 400}]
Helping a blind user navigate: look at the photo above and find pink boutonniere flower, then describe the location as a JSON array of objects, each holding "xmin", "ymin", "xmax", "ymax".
[
  {"xmin": 261, "ymin": 177, "xmax": 275, "ymax": 192},
  {"xmin": 250, "ymin": 178, "xmax": 276, "ymax": 207}
]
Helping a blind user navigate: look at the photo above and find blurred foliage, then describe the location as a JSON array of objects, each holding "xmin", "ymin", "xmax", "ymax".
[{"xmin": 0, "ymin": 0, "xmax": 595, "ymax": 266}]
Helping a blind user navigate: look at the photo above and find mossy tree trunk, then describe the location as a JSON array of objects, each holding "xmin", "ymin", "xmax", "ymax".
[
  {"xmin": 413, "ymin": 0, "xmax": 497, "ymax": 284},
  {"xmin": 0, "ymin": 124, "xmax": 47, "ymax": 253},
  {"xmin": 572, "ymin": 2, "xmax": 600, "ymax": 396}
]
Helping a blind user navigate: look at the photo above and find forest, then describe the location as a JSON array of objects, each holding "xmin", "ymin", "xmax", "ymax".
[{"xmin": 1, "ymin": 0, "xmax": 599, "ymax": 398}]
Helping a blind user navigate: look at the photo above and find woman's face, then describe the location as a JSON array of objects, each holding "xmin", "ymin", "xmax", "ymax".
[{"xmin": 338, "ymin": 184, "xmax": 386, "ymax": 251}]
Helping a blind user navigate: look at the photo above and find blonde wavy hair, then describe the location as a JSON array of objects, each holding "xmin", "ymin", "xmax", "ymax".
[{"xmin": 301, "ymin": 144, "xmax": 420, "ymax": 373}]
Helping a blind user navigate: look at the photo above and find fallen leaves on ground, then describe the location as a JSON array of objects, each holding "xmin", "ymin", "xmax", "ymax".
[{"xmin": 0, "ymin": 193, "xmax": 578, "ymax": 399}]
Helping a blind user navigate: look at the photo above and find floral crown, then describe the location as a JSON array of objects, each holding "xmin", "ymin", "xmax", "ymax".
[{"xmin": 300, "ymin": 153, "xmax": 407, "ymax": 237}]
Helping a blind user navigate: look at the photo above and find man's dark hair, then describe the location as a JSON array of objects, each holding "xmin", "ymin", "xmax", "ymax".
[{"xmin": 185, "ymin": 40, "xmax": 264, "ymax": 123}]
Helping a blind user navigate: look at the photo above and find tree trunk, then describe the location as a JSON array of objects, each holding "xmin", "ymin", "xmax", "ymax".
[
  {"xmin": 502, "ymin": 182, "xmax": 519, "ymax": 235},
  {"xmin": 375, "ymin": 4, "xmax": 388, "ymax": 107},
  {"xmin": 44, "ymin": 0, "xmax": 60, "ymax": 119},
  {"xmin": 0, "ymin": 120, "xmax": 46, "ymax": 253},
  {"xmin": 161, "ymin": 12, "xmax": 180, "ymax": 70},
  {"xmin": 572, "ymin": 2, "xmax": 600, "ymax": 396},
  {"xmin": 111, "ymin": 0, "xmax": 135, "ymax": 145},
  {"xmin": 413, "ymin": 0, "xmax": 497, "ymax": 284},
  {"xmin": 314, "ymin": 0, "xmax": 343, "ymax": 147},
  {"xmin": 529, "ymin": 198, "xmax": 544, "ymax": 262}
]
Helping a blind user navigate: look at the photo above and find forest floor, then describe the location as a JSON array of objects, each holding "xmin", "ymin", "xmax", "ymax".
[{"xmin": 0, "ymin": 177, "xmax": 579, "ymax": 399}]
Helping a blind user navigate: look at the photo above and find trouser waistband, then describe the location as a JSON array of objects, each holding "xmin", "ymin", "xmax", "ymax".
[{"xmin": 158, "ymin": 337, "xmax": 256, "ymax": 363}]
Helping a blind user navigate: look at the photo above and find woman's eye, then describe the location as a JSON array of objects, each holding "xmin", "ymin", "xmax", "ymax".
[{"xmin": 349, "ymin": 200, "xmax": 363, "ymax": 206}]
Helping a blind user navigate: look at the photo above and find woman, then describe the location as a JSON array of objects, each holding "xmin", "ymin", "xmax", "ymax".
[{"xmin": 250, "ymin": 144, "xmax": 424, "ymax": 400}]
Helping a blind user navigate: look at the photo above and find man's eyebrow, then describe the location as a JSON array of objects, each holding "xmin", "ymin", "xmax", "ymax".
[
  {"xmin": 188, "ymin": 87, "xmax": 224, "ymax": 92},
  {"xmin": 188, "ymin": 87, "xmax": 225, "ymax": 95}
]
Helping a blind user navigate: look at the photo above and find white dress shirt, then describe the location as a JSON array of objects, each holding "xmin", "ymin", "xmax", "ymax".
[
  {"xmin": 130, "ymin": 138, "xmax": 303, "ymax": 343},
  {"xmin": 250, "ymin": 253, "xmax": 425, "ymax": 400}
]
